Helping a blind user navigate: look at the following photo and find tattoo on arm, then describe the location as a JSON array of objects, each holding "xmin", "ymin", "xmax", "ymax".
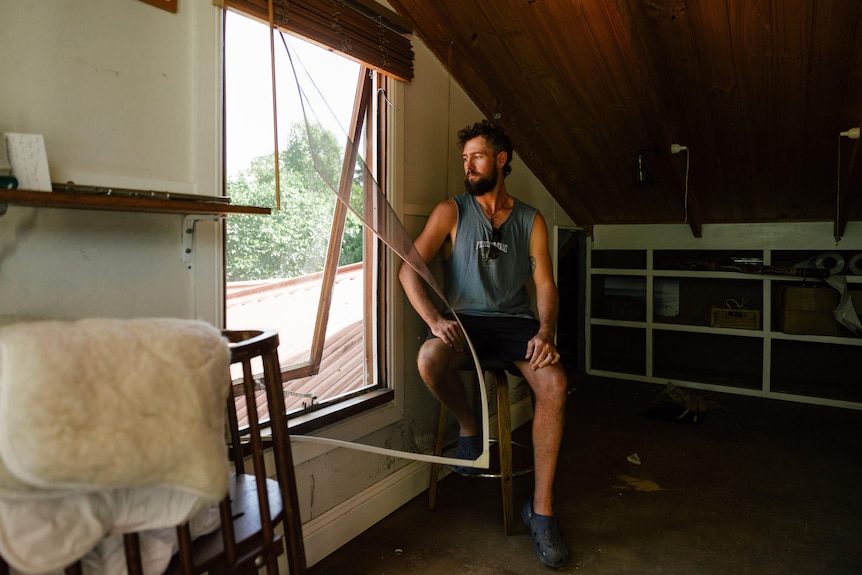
[{"xmin": 530, "ymin": 256, "xmax": 536, "ymax": 274}]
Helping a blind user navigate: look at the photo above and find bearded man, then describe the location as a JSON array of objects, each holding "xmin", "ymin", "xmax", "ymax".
[{"xmin": 399, "ymin": 120, "xmax": 569, "ymax": 568}]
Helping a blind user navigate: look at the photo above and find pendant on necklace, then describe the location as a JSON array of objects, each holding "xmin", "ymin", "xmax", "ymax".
[{"xmin": 480, "ymin": 194, "xmax": 508, "ymax": 228}]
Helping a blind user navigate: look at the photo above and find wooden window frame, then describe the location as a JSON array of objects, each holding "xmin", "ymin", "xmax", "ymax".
[{"xmin": 223, "ymin": 7, "xmax": 400, "ymax": 427}]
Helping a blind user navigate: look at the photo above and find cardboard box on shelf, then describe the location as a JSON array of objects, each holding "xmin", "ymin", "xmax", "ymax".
[
  {"xmin": 780, "ymin": 285, "xmax": 837, "ymax": 311},
  {"xmin": 710, "ymin": 307, "xmax": 760, "ymax": 330},
  {"xmin": 777, "ymin": 285, "xmax": 839, "ymax": 336},
  {"xmin": 781, "ymin": 310, "xmax": 839, "ymax": 336}
]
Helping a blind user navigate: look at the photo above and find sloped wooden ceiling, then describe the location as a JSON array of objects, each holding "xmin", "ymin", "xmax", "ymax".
[{"xmin": 388, "ymin": 0, "xmax": 862, "ymax": 238}]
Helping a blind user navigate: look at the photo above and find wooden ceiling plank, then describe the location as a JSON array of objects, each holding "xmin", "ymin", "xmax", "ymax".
[
  {"xmin": 600, "ymin": 0, "xmax": 702, "ymax": 224},
  {"xmin": 576, "ymin": 0, "xmax": 673, "ymax": 222},
  {"xmin": 806, "ymin": 1, "xmax": 862, "ymax": 229},
  {"xmin": 728, "ymin": 0, "xmax": 772, "ymax": 180},
  {"xmin": 835, "ymin": 5, "xmax": 862, "ymax": 239},
  {"xmin": 639, "ymin": 0, "xmax": 724, "ymax": 225},
  {"xmin": 463, "ymin": 0, "xmax": 606, "ymax": 224},
  {"xmin": 522, "ymin": 2, "xmax": 663, "ymax": 222},
  {"xmin": 767, "ymin": 0, "xmax": 812, "ymax": 217},
  {"xmin": 470, "ymin": 1, "xmax": 629, "ymax": 221},
  {"xmin": 686, "ymin": 0, "xmax": 751, "ymax": 222}
]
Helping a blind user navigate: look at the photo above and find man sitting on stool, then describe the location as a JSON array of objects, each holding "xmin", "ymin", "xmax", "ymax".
[{"xmin": 399, "ymin": 120, "xmax": 569, "ymax": 568}]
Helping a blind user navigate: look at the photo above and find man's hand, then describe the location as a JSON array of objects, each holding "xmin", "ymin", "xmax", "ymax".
[
  {"xmin": 430, "ymin": 317, "xmax": 467, "ymax": 353},
  {"xmin": 525, "ymin": 331, "xmax": 560, "ymax": 370}
]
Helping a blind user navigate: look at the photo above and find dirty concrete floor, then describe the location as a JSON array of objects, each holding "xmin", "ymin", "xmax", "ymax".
[{"xmin": 307, "ymin": 376, "xmax": 862, "ymax": 575}]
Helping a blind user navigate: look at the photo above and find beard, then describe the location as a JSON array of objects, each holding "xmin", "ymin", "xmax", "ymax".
[{"xmin": 464, "ymin": 170, "xmax": 498, "ymax": 196}]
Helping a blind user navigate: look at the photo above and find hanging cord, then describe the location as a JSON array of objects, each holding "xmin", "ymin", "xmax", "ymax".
[
  {"xmin": 835, "ymin": 127, "xmax": 860, "ymax": 243},
  {"xmin": 377, "ymin": 87, "xmax": 398, "ymax": 110},
  {"xmin": 836, "ymin": 134, "xmax": 841, "ymax": 243},
  {"xmin": 268, "ymin": 0, "xmax": 281, "ymax": 210},
  {"xmin": 682, "ymin": 148, "xmax": 690, "ymax": 224}
]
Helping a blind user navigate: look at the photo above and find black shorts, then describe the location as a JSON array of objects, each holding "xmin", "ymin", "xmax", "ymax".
[{"xmin": 426, "ymin": 313, "xmax": 539, "ymax": 365}]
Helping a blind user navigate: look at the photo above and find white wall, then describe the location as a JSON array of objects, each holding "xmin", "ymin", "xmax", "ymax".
[
  {"xmin": 592, "ymin": 222, "xmax": 862, "ymax": 250},
  {"xmin": 0, "ymin": 0, "xmax": 222, "ymax": 323}
]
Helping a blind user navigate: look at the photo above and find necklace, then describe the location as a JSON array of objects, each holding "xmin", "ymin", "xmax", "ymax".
[{"xmin": 480, "ymin": 193, "xmax": 510, "ymax": 227}]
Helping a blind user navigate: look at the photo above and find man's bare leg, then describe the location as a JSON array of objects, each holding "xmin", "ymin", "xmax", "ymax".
[
  {"xmin": 516, "ymin": 361, "xmax": 567, "ymax": 516},
  {"xmin": 417, "ymin": 338, "xmax": 478, "ymax": 437}
]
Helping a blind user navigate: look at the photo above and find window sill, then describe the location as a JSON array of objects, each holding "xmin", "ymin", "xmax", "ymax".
[
  {"xmin": 288, "ymin": 388, "xmax": 399, "ymax": 465},
  {"xmin": 288, "ymin": 388, "xmax": 395, "ymax": 435}
]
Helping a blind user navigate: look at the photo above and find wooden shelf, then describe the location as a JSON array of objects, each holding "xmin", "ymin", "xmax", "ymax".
[{"xmin": 0, "ymin": 188, "xmax": 271, "ymax": 216}]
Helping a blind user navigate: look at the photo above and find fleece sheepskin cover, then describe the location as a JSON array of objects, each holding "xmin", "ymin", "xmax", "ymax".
[{"xmin": 0, "ymin": 318, "xmax": 231, "ymax": 573}]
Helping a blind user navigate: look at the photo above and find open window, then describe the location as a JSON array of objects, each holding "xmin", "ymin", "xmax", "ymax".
[{"xmin": 222, "ymin": 1, "xmax": 412, "ymax": 430}]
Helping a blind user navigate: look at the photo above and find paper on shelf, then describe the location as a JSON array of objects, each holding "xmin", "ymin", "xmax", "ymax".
[
  {"xmin": 655, "ymin": 278, "xmax": 680, "ymax": 317},
  {"xmin": 4, "ymin": 134, "xmax": 52, "ymax": 192}
]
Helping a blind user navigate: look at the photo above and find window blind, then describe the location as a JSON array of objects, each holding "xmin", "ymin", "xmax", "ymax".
[{"xmin": 222, "ymin": 0, "xmax": 414, "ymax": 82}]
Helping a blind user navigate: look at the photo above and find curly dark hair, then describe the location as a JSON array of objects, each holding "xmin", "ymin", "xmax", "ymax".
[{"xmin": 457, "ymin": 119, "xmax": 513, "ymax": 178}]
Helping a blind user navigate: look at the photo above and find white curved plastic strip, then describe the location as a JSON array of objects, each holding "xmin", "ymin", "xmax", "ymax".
[{"xmin": 279, "ymin": 34, "xmax": 491, "ymax": 469}]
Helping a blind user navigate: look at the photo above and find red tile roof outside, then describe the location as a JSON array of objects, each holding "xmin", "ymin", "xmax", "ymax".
[{"xmin": 226, "ymin": 263, "xmax": 369, "ymax": 423}]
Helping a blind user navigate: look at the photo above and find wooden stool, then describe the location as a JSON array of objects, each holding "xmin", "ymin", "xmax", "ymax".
[{"xmin": 427, "ymin": 363, "xmax": 533, "ymax": 535}]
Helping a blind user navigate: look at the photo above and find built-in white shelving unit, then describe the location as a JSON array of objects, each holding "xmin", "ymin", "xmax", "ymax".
[{"xmin": 587, "ymin": 223, "xmax": 862, "ymax": 410}]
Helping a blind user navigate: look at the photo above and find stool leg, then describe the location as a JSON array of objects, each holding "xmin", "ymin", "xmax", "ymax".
[
  {"xmin": 493, "ymin": 370, "xmax": 516, "ymax": 535},
  {"xmin": 428, "ymin": 403, "xmax": 448, "ymax": 510}
]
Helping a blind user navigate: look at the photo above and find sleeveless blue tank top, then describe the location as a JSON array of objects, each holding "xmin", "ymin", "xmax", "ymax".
[{"xmin": 445, "ymin": 193, "xmax": 537, "ymax": 318}]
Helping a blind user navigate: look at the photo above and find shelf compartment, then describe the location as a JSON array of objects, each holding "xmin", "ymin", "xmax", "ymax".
[
  {"xmin": 653, "ymin": 277, "xmax": 762, "ymax": 328},
  {"xmin": 771, "ymin": 249, "xmax": 862, "ymax": 275},
  {"xmin": 590, "ymin": 325, "xmax": 645, "ymax": 376},
  {"xmin": 591, "ymin": 275, "xmax": 646, "ymax": 321},
  {"xmin": 653, "ymin": 330, "xmax": 762, "ymax": 389},
  {"xmin": 771, "ymin": 340, "xmax": 862, "ymax": 403},
  {"xmin": 591, "ymin": 250, "xmax": 646, "ymax": 270},
  {"xmin": 654, "ymin": 250, "xmax": 763, "ymax": 272},
  {"xmin": 772, "ymin": 281, "xmax": 843, "ymax": 337}
]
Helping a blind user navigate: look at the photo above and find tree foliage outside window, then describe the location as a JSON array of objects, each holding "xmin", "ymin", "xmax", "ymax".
[{"xmin": 226, "ymin": 121, "xmax": 365, "ymax": 282}]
